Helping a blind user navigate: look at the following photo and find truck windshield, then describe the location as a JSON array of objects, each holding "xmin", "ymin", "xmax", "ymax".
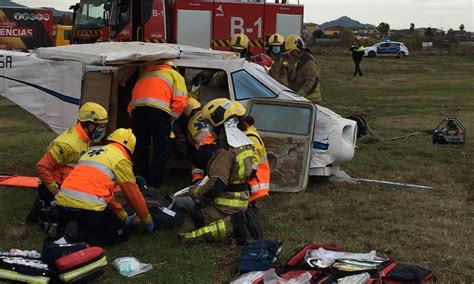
[{"xmin": 75, "ymin": 0, "xmax": 107, "ymax": 27}]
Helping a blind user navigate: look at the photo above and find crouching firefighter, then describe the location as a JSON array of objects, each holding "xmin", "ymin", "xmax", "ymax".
[
  {"xmin": 232, "ymin": 102, "xmax": 271, "ymax": 204},
  {"xmin": 26, "ymin": 102, "xmax": 109, "ymax": 224},
  {"xmin": 177, "ymin": 98, "xmax": 255, "ymax": 243},
  {"xmin": 184, "ymin": 97, "xmax": 217, "ymax": 183},
  {"xmin": 54, "ymin": 129, "xmax": 155, "ymax": 247}
]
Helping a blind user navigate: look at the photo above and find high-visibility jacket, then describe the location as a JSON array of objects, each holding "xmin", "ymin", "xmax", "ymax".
[
  {"xmin": 187, "ymin": 110, "xmax": 216, "ymax": 150},
  {"xmin": 36, "ymin": 123, "xmax": 90, "ymax": 194},
  {"xmin": 56, "ymin": 143, "xmax": 151, "ymax": 223},
  {"xmin": 190, "ymin": 145, "xmax": 254, "ymax": 215},
  {"xmin": 244, "ymin": 126, "xmax": 270, "ymax": 202},
  {"xmin": 128, "ymin": 64, "xmax": 188, "ymax": 118}
]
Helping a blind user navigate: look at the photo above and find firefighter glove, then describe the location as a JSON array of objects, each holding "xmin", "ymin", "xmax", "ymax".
[{"xmin": 46, "ymin": 182, "xmax": 60, "ymax": 195}]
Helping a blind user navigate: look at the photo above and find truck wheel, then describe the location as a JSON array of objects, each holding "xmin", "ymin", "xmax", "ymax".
[
  {"xmin": 368, "ymin": 51, "xmax": 376, "ymax": 58},
  {"xmin": 398, "ymin": 52, "xmax": 406, "ymax": 58}
]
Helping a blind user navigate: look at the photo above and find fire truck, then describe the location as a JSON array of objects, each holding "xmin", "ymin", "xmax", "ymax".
[
  {"xmin": 0, "ymin": 7, "xmax": 53, "ymax": 50},
  {"xmin": 71, "ymin": 0, "xmax": 303, "ymax": 53}
]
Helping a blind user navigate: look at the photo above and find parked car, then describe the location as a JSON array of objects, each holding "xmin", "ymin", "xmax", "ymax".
[{"xmin": 364, "ymin": 41, "xmax": 409, "ymax": 58}]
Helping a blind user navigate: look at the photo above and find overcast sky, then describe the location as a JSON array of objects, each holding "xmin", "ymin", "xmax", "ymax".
[{"xmin": 13, "ymin": 0, "xmax": 473, "ymax": 31}]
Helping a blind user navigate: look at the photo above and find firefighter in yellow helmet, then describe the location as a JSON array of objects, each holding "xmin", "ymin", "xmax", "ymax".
[
  {"xmin": 26, "ymin": 102, "xmax": 109, "ymax": 223},
  {"xmin": 266, "ymin": 33, "xmax": 291, "ymax": 86},
  {"xmin": 184, "ymin": 97, "xmax": 218, "ymax": 183},
  {"xmin": 231, "ymin": 101, "xmax": 270, "ymax": 204},
  {"xmin": 177, "ymin": 98, "xmax": 254, "ymax": 243},
  {"xmin": 285, "ymin": 34, "xmax": 322, "ymax": 102},
  {"xmin": 231, "ymin": 33, "xmax": 253, "ymax": 60},
  {"xmin": 55, "ymin": 128, "xmax": 155, "ymax": 246}
]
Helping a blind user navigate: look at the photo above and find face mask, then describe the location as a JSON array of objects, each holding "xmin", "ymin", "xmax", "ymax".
[
  {"xmin": 92, "ymin": 126, "xmax": 107, "ymax": 142},
  {"xmin": 272, "ymin": 46, "xmax": 281, "ymax": 54}
]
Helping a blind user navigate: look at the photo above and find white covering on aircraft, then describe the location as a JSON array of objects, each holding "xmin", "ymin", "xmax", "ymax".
[
  {"xmin": 0, "ymin": 51, "xmax": 82, "ymax": 134},
  {"xmin": 36, "ymin": 42, "xmax": 238, "ymax": 65}
]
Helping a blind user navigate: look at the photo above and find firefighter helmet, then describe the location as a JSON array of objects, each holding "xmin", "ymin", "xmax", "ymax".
[
  {"xmin": 268, "ymin": 33, "xmax": 285, "ymax": 46},
  {"xmin": 251, "ymin": 53, "xmax": 273, "ymax": 69},
  {"xmin": 231, "ymin": 33, "xmax": 250, "ymax": 50},
  {"xmin": 107, "ymin": 128, "xmax": 136, "ymax": 154},
  {"xmin": 184, "ymin": 97, "xmax": 201, "ymax": 117},
  {"xmin": 201, "ymin": 98, "xmax": 246, "ymax": 127},
  {"xmin": 77, "ymin": 102, "xmax": 108, "ymax": 124},
  {"xmin": 284, "ymin": 34, "xmax": 305, "ymax": 53},
  {"xmin": 231, "ymin": 100, "xmax": 246, "ymax": 117}
]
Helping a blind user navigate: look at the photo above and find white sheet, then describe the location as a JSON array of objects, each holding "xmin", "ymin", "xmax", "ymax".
[
  {"xmin": 0, "ymin": 50, "xmax": 82, "ymax": 134},
  {"xmin": 36, "ymin": 42, "xmax": 238, "ymax": 65}
]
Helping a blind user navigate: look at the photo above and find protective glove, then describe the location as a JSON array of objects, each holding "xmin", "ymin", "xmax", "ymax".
[
  {"xmin": 143, "ymin": 215, "xmax": 155, "ymax": 233},
  {"xmin": 46, "ymin": 182, "xmax": 60, "ymax": 195},
  {"xmin": 135, "ymin": 175, "xmax": 148, "ymax": 191}
]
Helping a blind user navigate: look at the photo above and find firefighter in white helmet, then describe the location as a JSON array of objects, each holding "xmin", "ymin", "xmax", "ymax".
[{"xmin": 177, "ymin": 98, "xmax": 254, "ymax": 243}]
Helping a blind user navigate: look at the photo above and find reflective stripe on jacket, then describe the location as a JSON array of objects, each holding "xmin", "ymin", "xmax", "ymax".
[
  {"xmin": 245, "ymin": 126, "xmax": 270, "ymax": 202},
  {"xmin": 57, "ymin": 144, "xmax": 136, "ymax": 211},
  {"xmin": 129, "ymin": 64, "xmax": 188, "ymax": 118},
  {"xmin": 190, "ymin": 144, "xmax": 254, "ymax": 215}
]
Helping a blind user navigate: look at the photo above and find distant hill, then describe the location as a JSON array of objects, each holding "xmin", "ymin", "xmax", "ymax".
[{"xmin": 319, "ymin": 16, "xmax": 374, "ymax": 30}]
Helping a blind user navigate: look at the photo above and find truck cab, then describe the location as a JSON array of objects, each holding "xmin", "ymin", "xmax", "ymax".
[{"xmin": 53, "ymin": 25, "xmax": 72, "ymax": 46}]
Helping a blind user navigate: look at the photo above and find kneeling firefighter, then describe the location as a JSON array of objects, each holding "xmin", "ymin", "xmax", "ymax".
[
  {"xmin": 177, "ymin": 98, "xmax": 255, "ymax": 243},
  {"xmin": 184, "ymin": 97, "xmax": 218, "ymax": 183},
  {"xmin": 26, "ymin": 102, "xmax": 109, "ymax": 223},
  {"xmin": 54, "ymin": 128, "xmax": 154, "ymax": 247}
]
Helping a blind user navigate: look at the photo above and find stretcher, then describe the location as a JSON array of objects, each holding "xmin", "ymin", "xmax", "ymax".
[{"xmin": 0, "ymin": 174, "xmax": 38, "ymax": 189}]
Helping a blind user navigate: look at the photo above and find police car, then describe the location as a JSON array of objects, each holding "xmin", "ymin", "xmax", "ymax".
[{"xmin": 364, "ymin": 41, "xmax": 409, "ymax": 58}]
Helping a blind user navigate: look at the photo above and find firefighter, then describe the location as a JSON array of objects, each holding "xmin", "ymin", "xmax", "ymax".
[
  {"xmin": 184, "ymin": 97, "xmax": 218, "ymax": 183},
  {"xmin": 178, "ymin": 98, "xmax": 254, "ymax": 243},
  {"xmin": 230, "ymin": 33, "xmax": 253, "ymax": 60},
  {"xmin": 350, "ymin": 40, "xmax": 365, "ymax": 77},
  {"xmin": 285, "ymin": 34, "xmax": 322, "ymax": 103},
  {"xmin": 129, "ymin": 59, "xmax": 188, "ymax": 188},
  {"xmin": 232, "ymin": 102, "xmax": 270, "ymax": 204},
  {"xmin": 266, "ymin": 33, "xmax": 290, "ymax": 86},
  {"xmin": 26, "ymin": 102, "xmax": 109, "ymax": 223},
  {"xmin": 55, "ymin": 128, "xmax": 154, "ymax": 247}
]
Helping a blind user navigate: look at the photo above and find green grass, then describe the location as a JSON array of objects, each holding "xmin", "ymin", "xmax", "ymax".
[{"xmin": 1, "ymin": 54, "xmax": 474, "ymax": 282}]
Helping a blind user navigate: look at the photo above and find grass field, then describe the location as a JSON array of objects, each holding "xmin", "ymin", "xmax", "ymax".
[{"xmin": 1, "ymin": 53, "xmax": 473, "ymax": 283}]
